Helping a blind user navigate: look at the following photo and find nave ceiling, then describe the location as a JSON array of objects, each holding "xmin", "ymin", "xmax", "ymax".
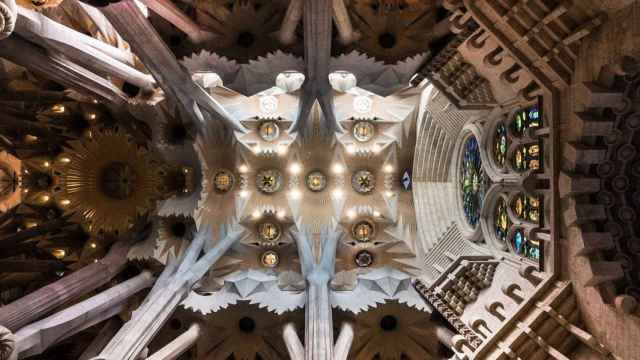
[{"xmin": 0, "ymin": 0, "xmax": 638, "ymax": 359}]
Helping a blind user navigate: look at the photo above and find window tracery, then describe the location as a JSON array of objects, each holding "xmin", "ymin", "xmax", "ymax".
[
  {"xmin": 510, "ymin": 228, "xmax": 540, "ymax": 261},
  {"xmin": 511, "ymin": 105, "xmax": 541, "ymax": 138},
  {"xmin": 460, "ymin": 135, "xmax": 485, "ymax": 227},
  {"xmin": 493, "ymin": 123, "xmax": 507, "ymax": 168},
  {"xmin": 489, "ymin": 101, "xmax": 544, "ymax": 175},
  {"xmin": 511, "ymin": 193, "xmax": 541, "ymax": 224},
  {"xmin": 513, "ymin": 142, "xmax": 541, "ymax": 172},
  {"xmin": 494, "ymin": 197, "xmax": 510, "ymax": 245}
]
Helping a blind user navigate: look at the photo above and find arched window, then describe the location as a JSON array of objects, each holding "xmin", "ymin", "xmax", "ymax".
[
  {"xmin": 513, "ymin": 142, "xmax": 541, "ymax": 172},
  {"xmin": 511, "ymin": 104, "xmax": 541, "ymax": 137},
  {"xmin": 511, "ymin": 193, "xmax": 541, "ymax": 223},
  {"xmin": 460, "ymin": 135, "xmax": 485, "ymax": 227},
  {"xmin": 493, "ymin": 122, "xmax": 508, "ymax": 168},
  {"xmin": 511, "ymin": 228, "xmax": 540, "ymax": 261},
  {"xmin": 494, "ymin": 197, "xmax": 510, "ymax": 244}
]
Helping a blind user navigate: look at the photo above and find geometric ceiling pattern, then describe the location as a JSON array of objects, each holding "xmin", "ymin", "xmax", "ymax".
[{"xmin": 0, "ymin": 0, "xmax": 637, "ymax": 359}]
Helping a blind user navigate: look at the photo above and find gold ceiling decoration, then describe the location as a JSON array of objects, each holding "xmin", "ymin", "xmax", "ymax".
[
  {"xmin": 352, "ymin": 219, "xmax": 375, "ymax": 242},
  {"xmin": 52, "ymin": 128, "xmax": 164, "ymax": 235}
]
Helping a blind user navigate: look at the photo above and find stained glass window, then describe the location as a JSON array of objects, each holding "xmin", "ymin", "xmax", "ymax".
[
  {"xmin": 495, "ymin": 197, "xmax": 510, "ymax": 244},
  {"xmin": 460, "ymin": 136, "xmax": 485, "ymax": 227},
  {"xmin": 511, "ymin": 228, "xmax": 540, "ymax": 261},
  {"xmin": 513, "ymin": 143, "xmax": 541, "ymax": 172},
  {"xmin": 494, "ymin": 123, "xmax": 508, "ymax": 168},
  {"xmin": 512, "ymin": 105, "xmax": 541, "ymax": 137},
  {"xmin": 512, "ymin": 193, "xmax": 541, "ymax": 223}
]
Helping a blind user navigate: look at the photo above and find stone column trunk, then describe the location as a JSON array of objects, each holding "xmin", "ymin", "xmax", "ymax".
[
  {"xmin": 277, "ymin": 0, "xmax": 303, "ymax": 45},
  {"xmin": 333, "ymin": 322, "xmax": 354, "ymax": 360},
  {"xmin": 91, "ymin": 227, "xmax": 242, "ymax": 360},
  {"xmin": 305, "ymin": 277, "xmax": 333, "ymax": 360},
  {"xmin": 15, "ymin": 271, "xmax": 154, "ymax": 358},
  {"xmin": 0, "ymin": 240, "xmax": 131, "ymax": 332},
  {"xmin": 145, "ymin": 323, "xmax": 200, "ymax": 360},
  {"xmin": 78, "ymin": 318, "xmax": 122, "ymax": 360},
  {"xmin": 282, "ymin": 322, "xmax": 304, "ymax": 360},
  {"xmin": 139, "ymin": 0, "xmax": 211, "ymax": 44},
  {"xmin": 332, "ymin": 0, "xmax": 358, "ymax": 45},
  {"xmin": 435, "ymin": 324, "xmax": 455, "ymax": 349}
]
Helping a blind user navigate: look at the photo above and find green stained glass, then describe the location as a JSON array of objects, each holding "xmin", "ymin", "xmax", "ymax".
[
  {"xmin": 512, "ymin": 193, "xmax": 541, "ymax": 223},
  {"xmin": 460, "ymin": 136, "xmax": 486, "ymax": 227},
  {"xmin": 494, "ymin": 197, "xmax": 510, "ymax": 244},
  {"xmin": 511, "ymin": 104, "xmax": 542, "ymax": 137},
  {"xmin": 494, "ymin": 123, "xmax": 508, "ymax": 167}
]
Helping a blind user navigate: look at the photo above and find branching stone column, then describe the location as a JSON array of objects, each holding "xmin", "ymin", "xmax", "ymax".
[
  {"xmin": 100, "ymin": 1, "xmax": 245, "ymax": 133},
  {"xmin": 91, "ymin": 225, "xmax": 243, "ymax": 360},
  {"xmin": 291, "ymin": 0, "xmax": 340, "ymax": 137},
  {"xmin": 0, "ymin": 239, "xmax": 132, "ymax": 332},
  {"xmin": 0, "ymin": 36, "xmax": 128, "ymax": 104},
  {"xmin": 0, "ymin": 0, "xmax": 17, "ymax": 40},
  {"xmin": 293, "ymin": 227, "xmax": 341, "ymax": 360},
  {"xmin": 14, "ymin": 271, "xmax": 155, "ymax": 358},
  {"xmin": 145, "ymin": 323, "xmax": 201, "ymax": 360},
  {"xmin": 15, "ymin": 7, "xmax": 156, "ymax": 90}
]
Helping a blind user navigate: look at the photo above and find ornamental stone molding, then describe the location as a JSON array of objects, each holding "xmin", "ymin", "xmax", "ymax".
[
  {"xmin": 0, "ymin": 0, "xmax": 17, "ymax": 40},
  {"xmin": 0, "ymin": 326, "xmax": 15, "ymax": 360}
]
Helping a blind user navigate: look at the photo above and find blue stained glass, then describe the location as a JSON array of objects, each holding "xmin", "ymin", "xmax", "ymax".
[
  {"xmin": 460, "ymin": 136, "xmax": 486, "ymax": 227},
  {"xmin": 513, "ymin": 229, "xmax": 525, "ymax": 253},
  {"xmin": 511, "ymin": 228, "xmax": 540, "ymax": 261},
  {"xmin": 495, "ymin": 197, "xmax": 510, "ymax": 243},
  {"xmin": 493, "ymin": 123, "xmax": 508, "ymax": 167},
  {"xmin": 512, "ymin": 104, "xmax": 542, "ymax": 137}
]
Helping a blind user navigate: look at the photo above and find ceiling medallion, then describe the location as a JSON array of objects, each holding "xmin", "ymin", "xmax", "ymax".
[
  {"xmin": 352, "ymin": 219, "xmax": 375, "ymax": 242},
  {"xmin": 213, "ymin": 169, "xmax": 235, "ymax": 193},
  {"xmin": 256, "ymin": 168, "xmax": 283, "ymax": 194},
  {"xmin": 52, "ymin": 129, "xmax": 162, "ymax": 235},
  {"xmin": 99, "ymin": 162, "xmax": 138, "ymax": 200},
  {"xmin": 260, "ymin": 250, "xmax": 280, "ymax": 268},
  {"xmin": 355, "ymin": 250, "xmax": 374, "ymax": 267},
  {"xmin": 353, "ymin": 95, "xmax": 373, "ymax": 114},
  {"xmin": 353, "ymin": 121, "xmax": 376, "ymax": 143},
  {"xmin": 351, "ymin": 170, "xmax": 376, "ymax": 194},
  {"xmin": 257, "ymin": 221, "xmax": 281, "ymax": 243},
  {"xmin": 258, "ymin": 121, "xmax": 280, "ymax": 142},
  {"xmin": 305, "ymin": 170, "xmax": 327, "ymax": 192},
  {"xmin": 259, "ymin": 95, "xmax": 279, "ymax": 114}
]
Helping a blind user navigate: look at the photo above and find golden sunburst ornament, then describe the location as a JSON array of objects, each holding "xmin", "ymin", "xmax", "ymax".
[{"xmin": 53, "ymin": 128, "xmax": 164, "ymax": 235}]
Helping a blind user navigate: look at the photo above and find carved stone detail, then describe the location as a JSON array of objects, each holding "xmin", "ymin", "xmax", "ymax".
[
  {"xmin": 414, "ymin": 279, "xmax": 483, "ymax": 349},
  {"xmin": 0, "ymin": 0, "xmax": 17, "ymax": 40},
  {"xmin": 0, "ymin": 326, "xmax": 15, "ymax": 360}
]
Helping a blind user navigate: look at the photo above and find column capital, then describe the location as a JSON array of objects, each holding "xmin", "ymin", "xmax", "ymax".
[
  {"xmin": 0, "ymin": 0, "xmax": 17, "ymax": 40},
  {"xmin": 0, "ymin": 326, "xmax": 16, "ymax": 360}
]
